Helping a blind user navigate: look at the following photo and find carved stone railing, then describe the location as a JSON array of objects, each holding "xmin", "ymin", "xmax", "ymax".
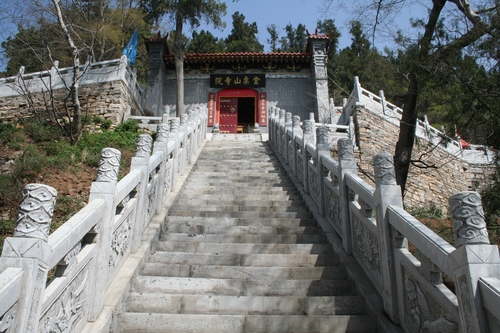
[
  {"xmin": 269, "ymin": 107, "xmax": 500, "ymax": 332},
  {"xmin": 0, "ymin": 108, "xmax": 207, "ymax": 333},
  {"xmin": 339, "ymin": 76, "xmax": 495, "ymax": 164},
  {"xmin": 0, "ymin": 55, "xmax": 144, "ymax": 111}
]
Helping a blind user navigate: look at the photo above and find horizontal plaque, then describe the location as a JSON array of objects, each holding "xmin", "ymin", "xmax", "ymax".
[{"xmin": 210, "ymin": 74, "xmax": 265, "ymax": 88}]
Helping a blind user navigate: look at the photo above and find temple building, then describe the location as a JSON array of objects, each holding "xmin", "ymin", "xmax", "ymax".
[{"xmin": 143, "ymin": 32, "xmax": 330, "ymax": 133}]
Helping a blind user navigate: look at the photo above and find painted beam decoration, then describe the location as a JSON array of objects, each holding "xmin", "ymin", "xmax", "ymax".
[{"xmin": 210, "ymin": 74, "xmax": 265, "ymax": 88}]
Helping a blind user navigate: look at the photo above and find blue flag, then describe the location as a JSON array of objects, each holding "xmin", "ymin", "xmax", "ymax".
[{"xmin": 122, "ymin": 29, "xmax": 139, "ymax": 65}]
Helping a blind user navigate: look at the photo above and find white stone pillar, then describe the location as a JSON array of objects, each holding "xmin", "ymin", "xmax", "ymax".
[
  {"xmin": 88, "ymin": 148, "xmax": 121, "ymax": 320},
  {"xmin": 337, "ymin": 138, "xmax": 357, "ymax": 255},
  {"xmin": 1, "ymin": 184, "xmax": 57, "ymax": 332},
  {"xmin": 130, "ymin": 135, "xmax": 153, "ymax": 253},
  {"xmin": 373, "ymin": 152, "xmax": 403, "ymax": 324},
  {"xmin": 449, "ymin": 192, "xmax": 500, "ymax": 332},
  {"xmin": 153, "ymin": 123, "xmax": 170, "ymax": 214}
]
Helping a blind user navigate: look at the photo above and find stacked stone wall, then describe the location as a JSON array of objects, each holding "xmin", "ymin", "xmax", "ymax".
[
  {"xmin": 353, "ymin": 105, "xmax": 494, "ymax": 211},
  {"xmin": 0, "ymin": 80, "xmax": 142, "ymax": 124}
]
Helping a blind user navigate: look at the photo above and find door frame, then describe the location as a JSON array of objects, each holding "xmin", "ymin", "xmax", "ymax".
[{"xmin": 216, "ymin": 88, "xmax": 258, "ymax": 125}]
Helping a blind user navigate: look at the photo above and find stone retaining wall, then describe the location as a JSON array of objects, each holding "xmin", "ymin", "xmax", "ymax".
[
  {"xmin": 0, "ymin": 80, "xmax": 142, "ymax": 124},
  {"xmin": 353, "ymin": 105, "xmax": 494, "ymax": 211}
]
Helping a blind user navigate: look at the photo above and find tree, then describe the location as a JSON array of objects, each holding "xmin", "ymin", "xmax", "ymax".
[
  {"xmin": 266, "ymin": 24, "xmax": 280, "ymax": 52},
  {"xmin": 187, "ymin": 29, "xmax": 225, "ymax": 53},
  {"xmin": 280, "ymin": 23, "xmax": 307, "ymax": 52},
  {"xmin": 141, "ymin": 0, "xmax": 226, "ymax": 117},
  {"xmin": 325, "ymin": 0, "xmax": 500, "ymax": 194},
  {"xmin": 225, "ymin": 11, "xmax": 263, "ymax": 52}
]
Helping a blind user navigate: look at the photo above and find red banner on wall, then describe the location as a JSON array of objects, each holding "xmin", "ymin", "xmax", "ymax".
[
  {"xmin": 208, "ymin": 92, "xmax": 216, "ymax": 126},
  {"xmin": 258, "ymin": 92, "xmax": 267, "ymax": 127}
]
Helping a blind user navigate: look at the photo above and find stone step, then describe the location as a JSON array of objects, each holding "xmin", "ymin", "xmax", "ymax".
[
  {"xmin": 160, "ymin": 233, "xmax": 326, "ymax": 244},
  {"xmin": 178, "ymin": 186, "xmax": 298, "ymax": 194},
  {"xmin": 163, "ymin": 223, "xmax": 321, "ymax": 235},
  {"xmin": 145, "ymin": 252, "xmax": 339, "ymax": 267},
  {"xmin": 130, "ymin": 276, "xmax": 350, "ymax": 297},
  {"xmin": 164, "ymin": 216, "xmax": 316, "ymax": 228},
  {"xmin": 184, "ymin": 177, "xmax": 293, "ymax": 184},
  {"xmin": 167, "ymin": 210, "xmax": 312, "ymax": 219},
  {"xmin": 182, "ymin": 181, "xmax": 295, "ymax": 188},
  {"xmin": 113, "ymin": 313, "xmax": 376, "ymax": 333},
  {"xmin": 139, "ymin": 263, "xmax": 348, "ymax": 281},
  {"xmin": 173, "ymin": 198, "xmax": 307, "ymax": 207},
  {"xmin": 174, "ymin": 193, "xmax": 302, "ymax": 201},
  {"xmin": 154, "ymin": 241, "xmax": 333, "ymax": 254},
  {"xmin": 168, "ymin": 204, "xmax": 310, "ymax": 213},
  {"xmin": 123, "ymin": 293, "xmax": 365, "ymax": 315}
]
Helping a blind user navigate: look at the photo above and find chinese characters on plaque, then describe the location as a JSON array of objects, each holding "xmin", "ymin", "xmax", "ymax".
[
  {"xmin": 259, "ymin": 92, "xmax": 267, "ymax": 126},
  {"xmin": 207, "ymin": 92, "xmax": 216, "ymax": 126},
  {"xmin": 210, "ymin": 74, "xmax": 265, "ymax": 88}
]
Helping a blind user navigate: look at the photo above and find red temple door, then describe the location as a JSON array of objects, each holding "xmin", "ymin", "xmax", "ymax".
[{"xmin": 219, "ymin": 97, "xmax": 238, "ymax": 134}]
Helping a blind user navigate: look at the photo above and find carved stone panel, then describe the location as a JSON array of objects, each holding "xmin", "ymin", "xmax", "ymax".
[
  {"xmin": 403, "ymin": 269, "xmax": 458, "ymax": 333},
  {"xmin": 40, "ymin": 269, "xmax": 89, "ymax": 333},
  {"xmin": 352, "ymin": 215, "xmax": 381, "ymax": 279},
  {"xmin": 109, "ymin": 213, "xmax": 132, "ymax": 271},
  {"xmin": 325, "ymin": 184, "xmax": 340, "ymax": 228},
  {"xmin": 0, "ymin": 303, "xmax": 17, "ymax": 333}
]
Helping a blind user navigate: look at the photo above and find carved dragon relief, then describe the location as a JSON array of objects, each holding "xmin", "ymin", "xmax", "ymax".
[
  {"xmin": 457, "ymin": 275, "xmax": 474, "ymax": 332},
  {"xmin": 147, "ymin": 185, "xmax": 157, "ymax": 220},
  {"xmin": 325, "ymin": 184, "xmax": 340, "ymax": 227},
  {"xmin": 404, "ymin": 270, "xmax": 458, "ymax": 333},
  {"xmin": 309, "ymin": 164, "xmax": 319, "ymax": 200},
  {"xmin": 109, "ymin": 213, "xmax": 132, "ymax": 269},
  {"xmin": 41, "ymin": 270, "xmax": 88, "ymax": 333},
  {"xmin": 352, "ymin": 215, "xmax": 381, "ymax": 277},
  {"xmin": 0, "ymin": 304, "xmax": 17, "ymax": 333},
  {"xmin": 164, "ymin": 164, "xmax": 172, "ymax": 195}
]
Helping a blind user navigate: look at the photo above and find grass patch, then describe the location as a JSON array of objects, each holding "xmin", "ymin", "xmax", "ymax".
[{"xmin": 0, "ymin": 119, "xmax": 143, "ymax": 246}]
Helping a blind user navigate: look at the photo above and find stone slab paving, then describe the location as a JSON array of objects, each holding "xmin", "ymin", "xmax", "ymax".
[{"xmin": 110, "ymin": 134, "xmax": 378, "ymax": 332}]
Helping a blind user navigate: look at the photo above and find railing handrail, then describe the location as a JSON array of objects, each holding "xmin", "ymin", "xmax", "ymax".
[
  {"xmin": 0, "ymin": 107, "xmax": 209, "ymax": 333},
  {"xmin": 267, "ymin": 106, "xmax": 500, "ymax": 332}
]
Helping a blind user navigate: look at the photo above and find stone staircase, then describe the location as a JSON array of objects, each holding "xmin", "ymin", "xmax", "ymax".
[{"xmin": 111, "ymin": 134, "xmax": 377, "ymax": 332}]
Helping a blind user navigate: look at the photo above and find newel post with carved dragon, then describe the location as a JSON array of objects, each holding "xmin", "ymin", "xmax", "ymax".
[
  {"xmin": 87, "ymin": 148, "xmax": 121, "ymax": 320},
  {"xmin": 449, "ymin": 192, "xmax": 500, "ymax": 332},
  {"xmin": 373, "ymin": 153, "xmax": 404, "ymax": 324},
  {"xmin": 130, "ymin": 134, "xmax": 153, "ymax": 253},
  {"xmin": 338, "ymin": 138, "xmax": 357, "ymax": 255},
  {"xmin": 0, "ymin": 184, "xmax": 57, "ymax": 332}
]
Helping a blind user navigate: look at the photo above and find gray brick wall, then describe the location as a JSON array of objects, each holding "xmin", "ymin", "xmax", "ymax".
[
  {"xmin": 266, "ymin": 77, "xmax": 314, "ymax": 122},
  {"xmin": 163, "ymin": 75, "xmax": 314, "ymax": 121}
]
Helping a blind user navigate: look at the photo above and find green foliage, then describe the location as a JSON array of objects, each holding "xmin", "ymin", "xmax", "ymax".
[
  {"xmin": 407, "ymin": 204, "xmax": 445, "ymax": 220},
  {"xmin": 226, "ymin": 12, "xmax": 263, "ymax": 52},
  {"xmin": 0, "ymin": 123, "xmax": 26, "ymax": 150},
  {"xmin": 0, "ymin": 118, "xmax": 142, "ymax": 245},
  {"xmin": 275, "ymin": 23, "xmax": 307, "ymax": 52},
  {"xmin": 23, "ymin": 120, "xmax": 63, "ymax": 143},
  {"xmin": 187, "ymin": 30, "xmax": 226, "ymax": 53}
]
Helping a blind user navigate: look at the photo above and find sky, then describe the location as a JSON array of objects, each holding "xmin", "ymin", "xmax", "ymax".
[
  {"xmin": 190, "ymin": 0, "xmax": 427, "ymax": 52},
  {"xmin": 0, "ymin": 0, "xmax": 429, "ymax": 71}
]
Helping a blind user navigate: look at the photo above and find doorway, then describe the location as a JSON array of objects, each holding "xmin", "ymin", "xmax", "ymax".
[{"xmin": 217, "ymin": 88, "xmax": 258, "ymax": 134}]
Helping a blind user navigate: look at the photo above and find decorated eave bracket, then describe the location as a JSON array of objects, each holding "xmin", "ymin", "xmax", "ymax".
[
  {"xmin": 201, "ymin": 63, "xmax": 215, "ymax": 73},
  {"xmin": 263, "ymin": 61, "xmax": 277, "ymax": 72}
]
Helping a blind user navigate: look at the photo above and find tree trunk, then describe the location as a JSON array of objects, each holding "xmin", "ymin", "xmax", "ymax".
[
  {"xmin": 174, "ymin": 13, "xmax": 185, "ymax": 117},
  {"xmin": 394, "ymin": 73, "xmax": 419, "ymax": 194},
  {"xmin": 393, "ymin": 0, "xmax": 446, "ymax": 195},
  {"xmin": 52, "ymin": 0, "xmax": 82, "ymax": 143}
]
